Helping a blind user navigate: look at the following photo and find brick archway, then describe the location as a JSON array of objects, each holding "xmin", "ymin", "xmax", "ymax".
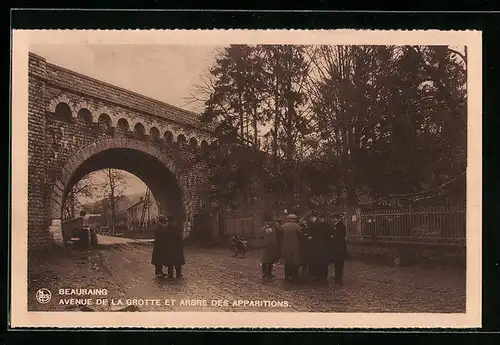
[{"xmin": 47, "ymin": 137, "xmax": 193, "ymax": 244}]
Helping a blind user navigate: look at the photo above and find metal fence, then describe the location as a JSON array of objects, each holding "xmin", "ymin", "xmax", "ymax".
[
  {"xmin": 222, "ymin": 205, "xmax": 466, "ymax": 246},
  {"xmin": 225, "ymin": 216, "xmax": 259, "ymax": 237},
  {"xmin": 356, "ymin": 206, "xmax": 466, "ymax": 245}
]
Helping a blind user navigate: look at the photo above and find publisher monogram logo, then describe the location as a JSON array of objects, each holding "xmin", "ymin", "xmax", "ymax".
[{"xmin": 36, "ymin": 288, "xmax": 52, "ymax": 304}]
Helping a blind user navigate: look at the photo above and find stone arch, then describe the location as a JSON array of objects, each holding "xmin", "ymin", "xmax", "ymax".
[
  {"xmin": 48, "ymin": 95, "xmax": 75, "ymax": 117},
  {"xmin": 98, "ymin": 113, "xmax": 112, "ymax": 129},
  {"xmin": 73, "ymin": 101, "xmax": 95, "ymax": 119},
  {"xmin": 52, "ymin": 102, "xmax": 73, "ymax": 121},
  {"xmin": 116, "ymin": 118, "xmax": 130, "ymax": 132},
  {"xmin": 169, "ymin": 128, "xmax": 180, "ymax": 139},
  {"xmin": 94, "ymin": 105, "xmax": 113, "ymax": 124},
  {"xmin": 134, "ymin": 122, "xmax": 146, "ymax": 138},
  {"xmin": 164, "ymin": 130, "xmax": 174, "ymax": 144},
  {"xmin": 48, "ymin": 138, "xmax": 195, "ymax": 240},
  {"xmin": 145, "ymin": 122, "xmax": 160, "ymax": 135},
  {"xmin": 149, "ymin": 126, "xmax": 160, "ymax": 142},
  {"xmin": 77, "ymin": 108, "xmax": 93, "ymax": 123},
  {"xmin": 200, "ymin": 139, "xmax": 209, "ymax": 153},
  {"xmin": 177, "ymin": 133, "xmax": 187, "ymax": 146},
  {"xmin": 189, "ymin": 137, "xmax": 198, "ymax": 150}
]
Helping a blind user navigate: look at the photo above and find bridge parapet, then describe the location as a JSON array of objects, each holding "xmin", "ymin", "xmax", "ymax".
[
  {"xmin": 30, "ymin": 52, "xmax": 216, "ymax": 150},
  {"xmin": 45, "ymin": 100, "xmax": 215, "ymax": 154}
]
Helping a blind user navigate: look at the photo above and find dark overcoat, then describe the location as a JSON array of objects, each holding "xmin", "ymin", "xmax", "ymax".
[
  {"xmin": 331, "ymin": 221, "xmax": 347, "ymax": 260},
  {"xmin": 164, "ymin": 224, "xmax": 186, "ymax": 266},
  {"xmin": 280, "ymin": 221, "xmax": 303, "ymax": 265},
  {"xmin": 151, "ymin": 223, "xmax": 168, "ymax": 265},
  {"xmin": 308, "ymin": 220, "xmax": 333, "ymax": 265},
  {"xmin": 275, "ymin": 223, "xmax": 284, "ymax": 248},
  {"xmin": 259, "ymin": 225, "xmax": 280, "ymax": 264},
  {"xmin": 151, "ymin": 224, "xmax": 186, "ymax": 266},
  {"xmin": 299, "ymin": 222, "xmax": 313, "ymax": 265}
]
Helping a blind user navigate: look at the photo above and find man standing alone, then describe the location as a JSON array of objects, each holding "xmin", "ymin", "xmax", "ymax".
[{"xmin": 331, "ymin": 213, "xmax": 347, "ymax": 285}]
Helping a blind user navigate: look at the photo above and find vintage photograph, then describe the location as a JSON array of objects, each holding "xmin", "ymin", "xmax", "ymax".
[{"xmin": 11, "ymin": 30, "xmax": 482, "ymax": 328}]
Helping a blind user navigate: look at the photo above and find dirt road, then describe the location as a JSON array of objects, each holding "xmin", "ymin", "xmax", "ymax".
[{"xmin": 28, "ymin": 235, "xmax": 466, "ymax": 313}]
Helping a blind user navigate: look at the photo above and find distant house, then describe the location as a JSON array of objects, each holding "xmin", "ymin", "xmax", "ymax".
[{"xmin": 126, "ymin": 196, "xmax": 161, "ymax": 231}]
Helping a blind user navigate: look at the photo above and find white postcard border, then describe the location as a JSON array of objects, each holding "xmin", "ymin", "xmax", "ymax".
[{"xmin": 11, "ymin": 29, "xmax": 482, "ymax": 329}]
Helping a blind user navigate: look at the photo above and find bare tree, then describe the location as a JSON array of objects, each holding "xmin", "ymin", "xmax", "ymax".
[
  {"xmin": 99, "ymin": 169, "xmax": 127, "ymax": 235},
  {"xmin": 63, "ymin": 172, "xmax": 98, "ymax": 220}
]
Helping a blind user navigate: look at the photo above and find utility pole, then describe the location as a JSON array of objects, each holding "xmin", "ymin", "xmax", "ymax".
[{"xmin": 139, "ymin": 189, "xmax": 151, "ymax": 232}]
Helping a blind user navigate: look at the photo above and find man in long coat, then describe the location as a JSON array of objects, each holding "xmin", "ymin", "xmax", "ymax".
[
  {"xmin": 151, "ymin": 215, "xmax": 185, "ymax": 278},
  {"xmin": 307, "ymin": 212, "xmax": 331, "ymax": 284},
  {"xmin": 151, "ymin": 215, "xmax": 169, "ymax": 277},
  {"xmin": 163, "ymin": 215, "xmax": 186, "ymax": 278},
  {"xmin": 299, "ymin": 218, "xmax": 312, "ymax": 274},
  {"xmin": 298, "ymin": 210, "xmax": 316, "ymax": 275},
  {"xmin": 331, "ymin": 213, "xmax": 347, "ymax": 285},
  {"xmin": 274, "ymin": 216, "xmax": 284, "ymax": 265},
  {"xmin": 259, "ymin": 214, "xmax": 280, "ymax": 279},
  {"xmin": 280, "ymin": 214, "xmax": 303, "ymax": 282}
]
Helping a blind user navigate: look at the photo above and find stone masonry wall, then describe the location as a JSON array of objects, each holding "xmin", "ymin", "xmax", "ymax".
[{"xmin": 28, "ymin": 53, "xmax": 51, "ymax": 250}]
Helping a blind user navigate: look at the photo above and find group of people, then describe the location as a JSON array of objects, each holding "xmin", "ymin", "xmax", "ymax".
[
  {"xmin": 259, "ymin": 211, "xmax": 347, "ymax": 285},
  {"xmin": 150, "ymin": 211, "xmax": 347, "ymax": 285},
  {"xmin": 150, "ymin": 215, "xmax": 186, "ymax": 278}
]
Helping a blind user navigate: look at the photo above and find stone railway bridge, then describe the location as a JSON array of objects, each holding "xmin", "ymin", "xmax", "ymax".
[{"xmin": 28, "ymin": 52, "xmax": 218, "ymax": 250}]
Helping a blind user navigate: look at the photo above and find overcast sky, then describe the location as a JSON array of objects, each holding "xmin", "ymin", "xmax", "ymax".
[
  {"xmin": 31, "ymin": 44, "xmax": 221, "ymax": 111},
  {"xmin": 31, "ymin": 44, "xmax": 222, "ymax": 203}
]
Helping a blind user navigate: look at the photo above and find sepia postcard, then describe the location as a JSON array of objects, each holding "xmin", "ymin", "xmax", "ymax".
[{"xmin": 10, "ymin": 29, "xmax": 482, "ymax": 328}]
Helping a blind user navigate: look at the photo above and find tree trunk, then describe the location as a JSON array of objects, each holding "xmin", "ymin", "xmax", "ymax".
[
  {"xmin": 239, "ymin": 93, "xmax": 244, "ymax": 143},
  {"xmin": 285, "ymin": 51, "xmax": 295, "ymax": 209},
  {"xmin": 110, "ymin": 198, "xmax": 116, "ymax": 235},
  {"xmin": 253, "ymin": 104, "xmax": 258, "ymax": 149},
  {"xmin": 273, "ymin": 62, "xmax": 280, "ymax": 168}
]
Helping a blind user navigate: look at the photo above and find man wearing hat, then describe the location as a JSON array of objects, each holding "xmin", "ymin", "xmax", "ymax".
[
  {"xmin": 163, "ymin": 215, "xmax": 186, "ymax": 278},
  {"xmin": 259, "ymin": 213, "xmax": 280, "ymax": 279},
  {"xmin": 151, "ymin": 215, "xmax": 169, "ymax": 277},
  {"xmin": 298, "ymin": 210, "xmax": 314, "ymax": 274},
  {"xmin": 151, "ymin": 215, "xmax": 185, "ymax": 278},
  {"xmin": 280, "ymin": 213, "xmax": 302, "ymax": 282},
  {"xmin": 307, "ymin": 212, "xmax": 331, "ymax": 284},
  {"xmin": 330, "ymin": 213, "xmax": 347, "ymax": 285}
]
